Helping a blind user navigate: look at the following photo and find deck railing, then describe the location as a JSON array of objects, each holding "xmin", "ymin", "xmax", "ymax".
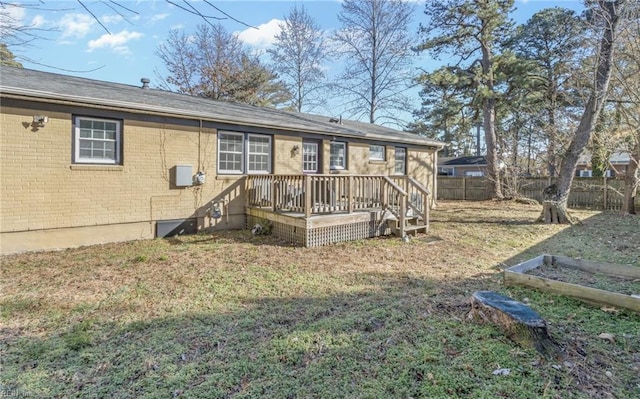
[{"xmin": 246, "ymin": 175, "xmax": 430, "ymax": 224}]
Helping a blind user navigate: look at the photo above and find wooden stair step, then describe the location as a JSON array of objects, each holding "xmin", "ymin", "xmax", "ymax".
[{"xmin": 386, "ymin": 219, "xmax": 428, "ymax": 237}]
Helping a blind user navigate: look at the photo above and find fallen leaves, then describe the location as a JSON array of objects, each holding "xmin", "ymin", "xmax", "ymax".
[
  {"xmin": 597, "ymin": 333, "xmax": 615, "ymax": 344},
  {"xmin": 492, "ymin": 368, "xmax": 511, "ymax": 376}
]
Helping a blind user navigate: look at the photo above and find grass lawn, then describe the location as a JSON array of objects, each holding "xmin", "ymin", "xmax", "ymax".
[{"xmin": 1, "ymin": 201, "xmax": 639, "ymax": 398}]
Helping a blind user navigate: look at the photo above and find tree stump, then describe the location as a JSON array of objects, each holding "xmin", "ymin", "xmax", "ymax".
[
  {"xmin": 469, "ymin": 291, "xmax": 559, "ymax": 357},
  {"xmin": 537, "ymin": 183, "xmax": 577, "ymax": 224}
]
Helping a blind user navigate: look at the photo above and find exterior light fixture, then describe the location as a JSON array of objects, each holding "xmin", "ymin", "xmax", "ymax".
[{"xmin": 32, "ymin": 116, "xmax": 48, "ymax": 125}]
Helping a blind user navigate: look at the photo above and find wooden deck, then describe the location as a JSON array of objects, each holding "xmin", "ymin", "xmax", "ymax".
[{"xmin": 245, "ymin": 175, "xmax": 431, "ymax": 246}]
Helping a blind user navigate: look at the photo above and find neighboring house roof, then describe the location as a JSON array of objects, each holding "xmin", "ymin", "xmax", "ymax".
[
  {"xmin": 440, "ymin": 156, "xmax": 487, "ymax": 166},
  {"xmin": 0, "ymin": 66, "xmax": 444, "ymax": 148},
  {"xmin": 577, "ymin": 151, "xmax": 632, "ymax": 166}
]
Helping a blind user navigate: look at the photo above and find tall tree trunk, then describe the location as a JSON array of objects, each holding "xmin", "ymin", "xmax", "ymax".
[
  {"xmin": 540, "ymin": 0, "xmax": 624, "ymax": 223},
  {"xmin": 547, "ymin": 107, "xmax": 557, "ymax": 177},
  {"xmin": 481, "ymin": 33, "xmax": 503, "ymax": 199},
  {"xmin": 484, "ymin": 101, "xmax": 503, "ymax": 199},
  {"xmin": 622, "ymin": 140, "xmax": 639, "ymax": 214}
]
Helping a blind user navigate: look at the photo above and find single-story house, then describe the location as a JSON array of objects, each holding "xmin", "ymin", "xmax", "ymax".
[
  {"xmin": 576, "ymin": 151, "xmax": 633, "ymax": 178},
  {"xmin": 0, "ymin": 66, "xmax": 444, "ymax": 254},
  {"xmin": 438, "ymin": 156, "xmax": 487, "ymax": 177}
]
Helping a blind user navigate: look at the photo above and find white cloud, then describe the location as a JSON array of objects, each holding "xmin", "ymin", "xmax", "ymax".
[
  {"xmin": 101, "ymin": 15, "xmax": 124, "ymax": 25},
  {"xmin": 30, "ymin": 15, "xmax": 46, "ymax": 29},
  {"xmin": 87, "ymin": 30, "xmax": 143, "ymax": 53},
  {"xmin": 150, "ymin": 13, "xmax": 169, "ymax": 23},
  {"xmin": 0, "ymin": 3, "xmax": 25, "ymax": 32},
  {"xmin": 59, "ymin": 13, "xmax": 95, "ymax": 38},
  {"xmin": 236, "ymin": 19, "xmax": 283, "ymax": 49}
]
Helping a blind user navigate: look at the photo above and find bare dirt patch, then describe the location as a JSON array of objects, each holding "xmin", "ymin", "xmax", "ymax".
[{"xmin": 526, "ymin": 262, "xmax": 640, "ymax": 296}]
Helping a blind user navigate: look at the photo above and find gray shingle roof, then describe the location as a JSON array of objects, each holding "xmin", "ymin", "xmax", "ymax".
[
  {"xmin": 441, "ymin": 156, "xmax": 487, "ymax": 166},
  {"xmin": 0, "ymin": 66, "xmax": 444, "ymax": 148}
]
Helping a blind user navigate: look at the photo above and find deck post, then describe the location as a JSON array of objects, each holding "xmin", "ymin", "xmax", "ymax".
[
  {"xmin": 271, "ymin": 178, "xmax": 277, "ymax": 212},
  {"xmin": 425, "ymin": 192, "xmax": 430, "ymax": 233},
  {"xmin": 245, "ymin": 176, "xmax": 250, "ymax": 208},
  {"xmin": 348, "ymin": 175, "xmax": 354, "ymax": 213},
  {"xmin": 304, "ymin": 175, "xmax": 312, "ymax": 218},
  {"xmin": 399, "ymin": 193, "xmax": 406, "ymax": 237}
]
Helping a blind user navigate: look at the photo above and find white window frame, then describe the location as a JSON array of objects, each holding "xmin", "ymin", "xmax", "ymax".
[
  {"xmin": 369, "ymin": 144, "xmax": 385, "ymax": 161},
  {"xmin": 247, "ymin": 134, "xmax": 272, "ymax": 174},
  {"xmin": 73, "ymin": 116, "xmax": 121, "ymax": 164},
  {"xmin": 303, "ymin": 142, "xmax": 319, "ymax": 173},
  {"xmin": 579, "ymin": 170, "xmax": 592, "ymax": 177},
  {"xmin": 217, "ymin": 131, "xmax": 272, "ymax": 175},
  {"xmin": 394, "ymin": 147, "xmax": 406, "ymax": 175},
  {"xmin": 439, "ymin": 167, "xmax": 454, "ymax": 176},
  {"xmin": 330, "ymin": 142, "xmax": 347, "ymax": 170},
  {"xmin": 218, "ymin": 132, "xmax": 245, "ymax": 174}
]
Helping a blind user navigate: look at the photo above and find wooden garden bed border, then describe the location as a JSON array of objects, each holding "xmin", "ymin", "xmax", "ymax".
[{"xmin": 504, "ymin": 254, "xmax": 640, "ymax": 313}]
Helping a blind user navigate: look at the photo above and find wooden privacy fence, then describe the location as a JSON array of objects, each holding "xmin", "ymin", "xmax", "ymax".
[{"xmin": 437, "ymin": 176, "xmax": 640, "ymax": 211}]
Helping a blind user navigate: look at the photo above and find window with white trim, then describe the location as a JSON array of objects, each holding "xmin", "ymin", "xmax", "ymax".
[
  {"xmin": 369, "ymin": 144, "xmax": 385, "ymax": 161},
  {"xmin": 247, "ymin": 135, "xmax": 271, "ymax": 173},
  {"xmin": 218, "ymin": 132, "xmax": 244, "ymax": 174},
  {"xmin": 74, "ymin": 116, "xmax": 121, "ymax": 164},
  {"xmin": 439, "ymin": 167, "xmax": 454, "ymax": 176},
  {"xmin": 394, "ymin": 147, "xmax": 406, "ymax": 175},
  {"xmin": 303, "ymin": 142, "xmax": 318, "ymax": 173},
  {"xmin": 330, "ymin": 142, "xmax": 347, "ymax": 170},
  {"xmin": 218, "ymin": 131, "xmax": 272, "ymax": 174}
]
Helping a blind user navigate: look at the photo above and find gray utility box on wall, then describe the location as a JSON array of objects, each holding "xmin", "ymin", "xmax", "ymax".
[{"xmin": 174, "ymin": 164, "xmax": 193, "ymax": 187}]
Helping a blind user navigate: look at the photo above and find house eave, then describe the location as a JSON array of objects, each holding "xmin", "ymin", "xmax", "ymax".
[{"xmin": 0, "ymin": 87, "xmax": 443, "ymax": 150}]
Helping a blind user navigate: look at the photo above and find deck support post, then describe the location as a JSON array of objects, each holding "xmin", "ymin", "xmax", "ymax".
[
  {"xmin": 424, "ymin": 192, "xmax": 429, "ymax": 233},
  {"xmin": 399, "ymin": 193, "xmax": 406, "ymax": 238},
  {"xmin": 304, "ymin": 175, "xmax": 312, "ymax": 218},
  {"xmin": 347, "ymin": 175, "xmax": 354, "ymax": 213},
  {"xmin": 271, "ymin": 179, "xmax": 277, "ymax": 212}
]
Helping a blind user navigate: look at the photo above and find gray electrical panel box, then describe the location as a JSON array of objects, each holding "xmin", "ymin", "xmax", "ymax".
[{"xmin": 174, "ymin": 165, "xmax": 193, "ymax": 187}]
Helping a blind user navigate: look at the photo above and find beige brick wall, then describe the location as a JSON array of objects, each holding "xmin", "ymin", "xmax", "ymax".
[
  {"xmin": 408, "ymin": 148, "xmax": 436, "ymax": 192},
  {"xmin": 0, "ymin": 108, "xmax": 223, "ymax": 232},
  {"xmin": 1, "ymin": 101, "xmax": 438, "ymax": 253},
  {"xmin": 273, "ymin": 134, "xmax": 302, "ymax": 174},
  {"xmin": 0, "ymin": 104, "xmax": 244, "ymax": 253}
]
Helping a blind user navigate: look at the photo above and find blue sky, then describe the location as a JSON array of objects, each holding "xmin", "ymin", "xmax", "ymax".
[{"xmin": 5, "ymin": 0, "xmax": 584, "ymax": 124}]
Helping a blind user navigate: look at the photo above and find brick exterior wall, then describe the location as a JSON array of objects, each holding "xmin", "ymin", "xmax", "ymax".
[{"xmin": 1, "ymin": 99, "xmax": 437, "ymax": 253}]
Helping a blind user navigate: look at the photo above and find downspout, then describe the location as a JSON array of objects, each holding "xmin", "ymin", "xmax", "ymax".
[{"xmin": 198, "ymin": 119, "xmax": 203, "ymax": 171}]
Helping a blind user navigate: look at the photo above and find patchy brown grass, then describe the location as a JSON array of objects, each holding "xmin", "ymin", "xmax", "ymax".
[{"xmin": 1, "ymin": 201, "xmax": 639, "ymax": 398}]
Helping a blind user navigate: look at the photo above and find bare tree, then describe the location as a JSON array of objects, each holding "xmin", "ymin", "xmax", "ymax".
[
  {"xmin": 611, "ymin": 5, "xmax": 640, "ymax": 214},
  {"xmin": 156, "ymin": 29, "xmax": 199, "ymax": 95},
  {"xmin": 0, "ymin": 1, "xmax": 252, "ymax": 68},
  {"xmin": 331, "ymin": 0, "xmax": 415, "ymax": 126},
  {"xmin": 267, "ymin": 5, "xmax": 328, "ymax": 113},
  {"xmin": 156, "ymin": 24, "xmax": 290, "ymax": 107},
  {"xmin": 540, "ymin": 0, "xmax": 628, "ymax": 223}
]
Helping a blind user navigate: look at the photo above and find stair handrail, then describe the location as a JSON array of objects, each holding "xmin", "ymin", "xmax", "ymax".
[
  {"xmin": 383, "ymin": 176, "xmax": 408, "ymax": 237},
  {"xmin": 406, "ymin": 177, "xmax": 430, "ymax": 232}
]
